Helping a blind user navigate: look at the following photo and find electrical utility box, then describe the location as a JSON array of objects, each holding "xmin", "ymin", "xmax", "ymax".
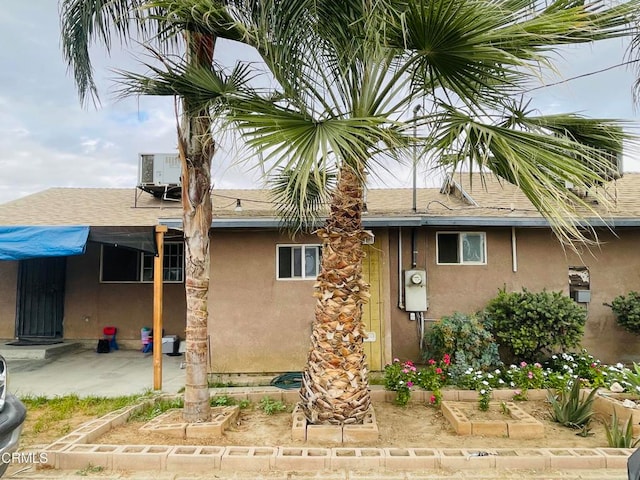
[{"xmin": 404, "ymin": 269, "xmax": 428, "ymax": 312}]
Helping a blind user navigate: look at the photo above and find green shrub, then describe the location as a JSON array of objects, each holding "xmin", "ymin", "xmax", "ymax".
[
  {"xmin": 210, "ymin": 395, "xmax": 235, "ymax": 406},
  {"xmin": 484, "ymin": 288, "xmax": 586, "ymax": 363},
  {"xmin": 258, "ymin": 397, "xmax": 287, "ymax": 415},
  {"xmin": 422, "ymin": 312, "xmax": 501, "ymax": 383},
  {"xmin": 606, "ymin": 291, "xmax": 640, "ymax": 335}
]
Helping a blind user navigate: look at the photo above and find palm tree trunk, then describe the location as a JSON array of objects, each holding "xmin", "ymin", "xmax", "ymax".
[
  {"xmin": 299, "ymin": 165, "xmax": 371, "ymax": 425},
  {"xmin": 180, "ymin": 32, "xmax": 215, "ymax": 423}
]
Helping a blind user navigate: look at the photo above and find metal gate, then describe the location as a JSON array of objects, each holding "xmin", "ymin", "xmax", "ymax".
[{"xmin": 16, "ymin": 257, "xmax": 66, "ymax": 339}]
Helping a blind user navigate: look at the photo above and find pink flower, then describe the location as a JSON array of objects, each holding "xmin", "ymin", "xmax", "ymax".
[
  {"xmin": 443, "ymin": 354, "xmax": 451, "ymax": 365},
  {"xmin": 402, "ymin": 369, "xmax": 409, "ymax": 374},
  {"xmin": 406, "ymin": 360, "xmax": 414, "ymax": 367},
  {"xmin": 430, "ymin": 395, "xmax": 437, "ymax": 404},
  {"xmin": 534, "ymin": 363, "xmax": 541, "ymax": 368},
  {"xmin": 393, "ymin": 358, "xmax": 400, "ymax": 363},
  {"xmin": 527, "ymin": 371, "xmax": 534, "ymax": 379},
  {"xmin": 407, "ymin": 381, "xmax": 414, "ymax": 388},
  {"xmin": 428, "ymin": 359, "xmax": 436, "ymax": 365},
  {"xmin": 435, "ymin": 367, "xmax": 443, "ymax": 374},
  {"xmin": 520, "ymin": 361, "xmax": 527, "ymax": 367}
]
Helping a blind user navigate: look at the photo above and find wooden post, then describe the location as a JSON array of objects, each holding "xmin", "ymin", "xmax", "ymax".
[{"xmin": 153, "ymin": 225, "xmax": 168, "ymax": 390}]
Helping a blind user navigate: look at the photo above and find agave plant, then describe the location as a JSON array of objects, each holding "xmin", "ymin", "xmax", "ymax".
[
  {"xmin": 605, "ymin": 409, "xmax": 640, "ymax": 448},
  {"xmin": 548, "ymin": 380, "xmax": 598, "ymax": 433}
]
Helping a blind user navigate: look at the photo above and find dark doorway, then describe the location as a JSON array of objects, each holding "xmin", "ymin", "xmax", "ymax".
[{"xmin": 15, "ymin": 257, "xmax": 66, "ymax": 339}]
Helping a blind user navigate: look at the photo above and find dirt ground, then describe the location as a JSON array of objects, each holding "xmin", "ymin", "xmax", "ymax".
[{"xmin": 93, "ymin": 400, "xmax": 612, "ymax": 450}]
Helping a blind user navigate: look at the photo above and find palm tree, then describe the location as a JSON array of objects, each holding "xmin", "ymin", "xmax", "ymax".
[
  {"xmin": 58, "ymin": 0, "xmax": 264, "ymax": 422},
  {"xmin": 106, "ymin": 0, "xmax": 640, "ymax": 425}
]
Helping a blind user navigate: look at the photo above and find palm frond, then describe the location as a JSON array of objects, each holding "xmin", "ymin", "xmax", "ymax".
[
  {"xmin": 145, "ymin": 0, "xmax": 256, "ymax": 45},
  {"xmin": 268, "ymin": 167, "xmax": 336, "ymax": 235},
  {"xmin": 231, "ymin": 97, "xmax": 409, "ymax": 177},
  {"xmin": 431, "ymin": 106, "xmax": 636, "ymax": 245},
  {"xmin": 114, "ymin": 51, "xmax": 257, "ymax": 119},
  {"xmin": 387, "ymin": 0, "xmax": 640, "ymax": 107},
  {"xmin": 59, "ymin": 0, "xmax": 174, "ymax": 106}
]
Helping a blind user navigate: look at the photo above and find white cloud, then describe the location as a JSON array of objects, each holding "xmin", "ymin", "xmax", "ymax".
[{"xmin": 0, "ymin": 2, "xmax": 638, "ymax": 205}]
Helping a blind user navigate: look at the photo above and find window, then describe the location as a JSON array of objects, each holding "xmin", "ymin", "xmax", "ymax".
[
  {"xmin": 436, "ymin": 232, "xmax": 486, "ymax": 265},
  {"xmin": 101, "ymin": 242, "xmax": 184, "ymax": 283},
  {"xmin": 277, "ymin": 244, "xmax": 321, "ymax": 280}
]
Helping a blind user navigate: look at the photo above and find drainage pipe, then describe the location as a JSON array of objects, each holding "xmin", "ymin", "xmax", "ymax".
[
  {"xmin": 411, "ymin": 228, "xmax": 418, "ymax": 269},
  {"xmin": 511, "ymin": 227, "xmax": 518, "ymax": 273},
  {"xmin": 398, "ymin": 228, "xmax": 404, "ymax": 310}
]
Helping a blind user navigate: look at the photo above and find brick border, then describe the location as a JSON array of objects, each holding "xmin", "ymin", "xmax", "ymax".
[
  {"xmin": 39, "ymin": 388, "xmax": 632, "ymax": 474},
  {"xmin": 441, "ymin": 401, "xmax": 544, "ymax": 438}
]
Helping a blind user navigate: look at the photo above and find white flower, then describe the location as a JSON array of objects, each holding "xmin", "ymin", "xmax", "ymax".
[
  {"xmin": 480, "ymin": 389, "xmax": 486, "ymax": 395},
  {"xmin": 487, "ymin": 373, "xmax": 494, "ymax": 379},
  {"xmin": 498, "ymin": 379, "xmax": 505, "ymax": 384},
  {"xmin": 617, "ymin": 363, "xmax": 624, "ymax": 369},
  {"xmin": 482, "ymin": 380, "xmax": 489, "ymax": 386}
]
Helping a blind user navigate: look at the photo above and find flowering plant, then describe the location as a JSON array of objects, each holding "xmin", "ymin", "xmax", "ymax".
[
  {"xmin": 416, "ymin": 354, "xmax": 451, "ymax": 406},
  {"xmin": 384, "ymin": 359, "xmax": 417, "ymax": 406},
  {"xmin": 504, "ymin": 361, "xmax": 545, "ymax": 398},
  {"xmin": 545, "ymin": 350, "xmax": 607, "ymax": 388},
  {"xmin": 478, "ymin": 385, "xmax": 492, "ymax": 411}
]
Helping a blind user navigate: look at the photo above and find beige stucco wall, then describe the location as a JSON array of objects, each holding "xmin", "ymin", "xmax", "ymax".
[
  {"xmin": 63, "ymin": 243, "xmax": 187, "ymax": 343},
  {"xmin": 0, "ymin": 245, "xmax": 186, "ymax": 343},
  {"xmin": 208, "ymin": 230, "xmax": 318, "ymax": 374},
  {"xmin": 389, "ymin": 226, "xmax": 640, "ymax": 365}
]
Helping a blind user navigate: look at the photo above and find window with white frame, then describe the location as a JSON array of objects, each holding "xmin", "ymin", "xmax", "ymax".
[
  {"xmin": 436, "ymin": 232, "xmax": 486, "ymax": 265},
  {"xmin": 277, "ymin": 244, "xmax": 321, "ymax": 280},
  {"xmin": 101, "ymin": 242, "xmax": 184, "ymax": 283}
]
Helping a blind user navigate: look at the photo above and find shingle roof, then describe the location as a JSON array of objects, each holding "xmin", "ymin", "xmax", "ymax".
[{"xmin": 1, "ymin": 173, "xmax": 639, "ymax": 227}]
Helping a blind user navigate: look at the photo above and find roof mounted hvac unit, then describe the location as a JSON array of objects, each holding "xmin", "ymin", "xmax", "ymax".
[{"xmin": 137, "ymin": 153, "xmax": 182, "ymax": 199}]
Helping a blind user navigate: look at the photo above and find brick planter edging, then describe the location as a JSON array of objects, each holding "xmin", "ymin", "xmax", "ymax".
[
  {"xmin": 46, "ymin": 444, "xmax": 634, "ymax": 473},
  {"xmin": 40, "ymin": 388, "xmax": 632, "ymax": 473}
]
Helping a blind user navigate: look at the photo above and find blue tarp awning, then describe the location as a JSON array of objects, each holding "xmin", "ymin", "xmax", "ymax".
[{"xmin": 0, "ymin": 226, "xmax": 90, "ymax": 260}]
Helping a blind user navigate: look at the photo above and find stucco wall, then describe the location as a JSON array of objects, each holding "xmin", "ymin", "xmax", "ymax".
[
  {"xmin": 63, "ymin": 243, "xmax": 187, "ymax": 342},
  {"xmin": 208, "ymin": 230, "xmax": 318, "ymax": 374},
  {"xmin": 0, "ymin": 261, "xmax": 18, "ymax": 338},
  {"xmin": 389, "ymin": 226, "xmax": 640, "ymax": 365}
]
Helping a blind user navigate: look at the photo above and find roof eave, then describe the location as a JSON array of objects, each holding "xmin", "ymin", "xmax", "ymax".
[{"xmin": 159, "ymin": 215, "xmax": 640, "ymax": 229}]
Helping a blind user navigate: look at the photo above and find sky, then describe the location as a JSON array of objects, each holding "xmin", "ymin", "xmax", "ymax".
[{"xmin": 1, "ymin": 2, "xmax": 639, "ymax": 204}]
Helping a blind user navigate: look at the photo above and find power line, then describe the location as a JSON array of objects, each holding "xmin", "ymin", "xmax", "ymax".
[{"xmin": 525, "ymin": 59, "xmax": 639, "ymax": 93}]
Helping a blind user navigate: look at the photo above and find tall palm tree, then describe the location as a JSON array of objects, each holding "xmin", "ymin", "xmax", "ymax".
[
  {"xmin": 109, "ymin": 0, "xmax": 640, "ymax": 425},
  {"xmin": 59, "ymin": 0, "xmax": 263, "ymax": 422}
]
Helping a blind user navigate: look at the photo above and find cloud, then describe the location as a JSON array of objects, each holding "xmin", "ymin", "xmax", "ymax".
[{"xmin": 0, "ymin": 2, "xmax": 638, "ymax": 205}]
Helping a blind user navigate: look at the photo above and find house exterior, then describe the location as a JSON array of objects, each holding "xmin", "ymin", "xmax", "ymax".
[{"xmin": 1, "ymin": 173, "xmax": 640, "ymax": 372}]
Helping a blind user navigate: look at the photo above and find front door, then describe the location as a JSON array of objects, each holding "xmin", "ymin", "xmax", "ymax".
[{"xmin": 16, "ymin": 257, "xmax": 66, "ymax": 339}]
